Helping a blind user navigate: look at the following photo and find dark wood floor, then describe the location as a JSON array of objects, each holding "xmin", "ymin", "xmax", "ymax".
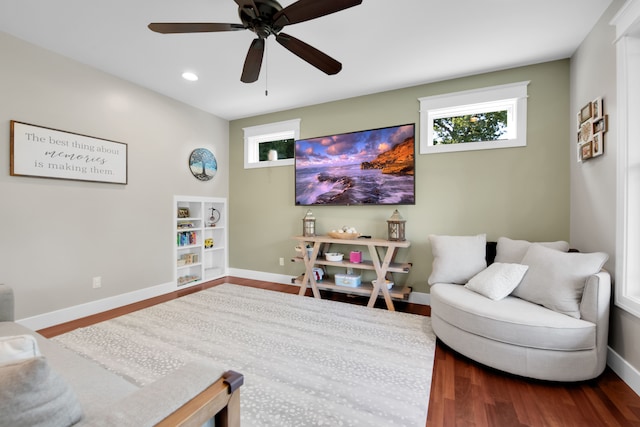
[{"xmin": 38, "ymin": 277, "xmax": 640, "ymax": 427}]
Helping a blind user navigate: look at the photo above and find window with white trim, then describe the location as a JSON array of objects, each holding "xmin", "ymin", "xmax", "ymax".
[
  {"xmin": 419, "ymin": 81, "xmax": 529, "ymax": 154},
  {"xmin": 243, "ymin": 119, "xmax": 300, "ymax": 169},
  {"xmin": 613, "ymin": 1, "xmax": 640, "ymax": 318}
]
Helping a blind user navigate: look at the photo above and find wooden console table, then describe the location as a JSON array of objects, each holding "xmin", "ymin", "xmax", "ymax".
[{"xmin": 291, "ymin": 235, "xmax": 411, "ymax": 311}]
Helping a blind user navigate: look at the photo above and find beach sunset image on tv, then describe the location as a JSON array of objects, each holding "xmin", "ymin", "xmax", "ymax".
[{"xmin": 295, "ymin": 124, "xmax": 415, "ymax": 206}]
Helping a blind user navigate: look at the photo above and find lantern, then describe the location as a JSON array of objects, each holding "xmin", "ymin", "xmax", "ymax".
[
  {"xmin": 302, "ymin": 209, "xmax": 316, "ymax": 237},
  {"xmin": 387, "ymin": 210, "xmax": 406, "ymax": 241}
]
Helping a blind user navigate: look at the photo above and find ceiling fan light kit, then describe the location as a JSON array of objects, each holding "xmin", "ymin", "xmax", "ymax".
[{"xmin": 148, "ymin": 0, "xmax": 362, "ymax": 83}]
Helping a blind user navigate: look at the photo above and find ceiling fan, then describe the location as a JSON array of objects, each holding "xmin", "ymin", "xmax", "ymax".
[{"xmin": 148, "ymin": 0, "xmax": 362, "ymax": 83}]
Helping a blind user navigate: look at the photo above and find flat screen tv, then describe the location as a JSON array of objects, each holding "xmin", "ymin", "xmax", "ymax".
[{"xmin": 295, "ymin": 123, "xmax": 415, "ymax": 206}]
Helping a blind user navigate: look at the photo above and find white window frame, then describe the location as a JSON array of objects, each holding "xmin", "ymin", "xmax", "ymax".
[
  {"xmin": 613, "ymin": 1, "xmax": 640, "ymax": 318},
  {"xmin": 419, "ymin": 81, "xmax": 529, "ymax": 154},
  {"xmin": 243, "ymin": 119, "xmax": 300, "ymax": 169}
]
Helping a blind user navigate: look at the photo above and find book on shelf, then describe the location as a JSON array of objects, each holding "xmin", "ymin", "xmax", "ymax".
[{"xmin": 177, "ymin": 231, "xmax": 197, "ymax": 246}]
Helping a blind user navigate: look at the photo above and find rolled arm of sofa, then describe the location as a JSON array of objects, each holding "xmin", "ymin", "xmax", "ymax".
[
  {"xmin": 580, "ymin": 270, "xmax": 611, "ymax": 376},
  {"xmin": 580, "ymin": 270, "xmax": 611, "ymax": 326},
  {"xmin": 81, "ymin": 361, "xmax": 242, "ymax": 427},
  {"xmin": 0, "ymin": 284, "xmax": 15, "ymax": 322}
]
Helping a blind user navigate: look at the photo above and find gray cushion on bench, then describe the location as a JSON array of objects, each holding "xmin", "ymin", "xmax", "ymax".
[
  {"xmin": 0, "ymin": 321, "xmax": 138, "ymax": 419},
  {"xmin": 0, "ymin": 357, "xmax": 83, "ymax": 427}
]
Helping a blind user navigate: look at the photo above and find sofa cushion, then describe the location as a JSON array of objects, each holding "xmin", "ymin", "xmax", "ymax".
[
  {"xmin": 428, "ymin": 234, "xmax": 487, "ymax": 285},
  {"xmin": 513, "ymin": 245, "xmax": 609, "ymax": 318},
  {"xmin": 464, "ymin": 263, "xmax": 529, "ymax": 301},
  {"xmin": 430, "ymin": 283, "xmax": 596, "ymax": 351},
  {"xmin": 495, "ymin": 237, "xmax": 570, "ymax": 263},
  {"xmin": 0, "ymin": 356, "xmax": 84, "ymax": 427}
]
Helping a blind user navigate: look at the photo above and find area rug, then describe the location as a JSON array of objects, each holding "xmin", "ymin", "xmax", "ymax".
[{"xmin": 53, "ymin": 283, "xmax": 435, "ymax": 426}]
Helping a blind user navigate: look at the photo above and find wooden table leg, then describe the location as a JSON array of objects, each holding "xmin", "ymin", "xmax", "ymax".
[
  {"xmin": 299, "ymin": 242, "xmax": 321, "ymax": 298},
  {"xmin": 366, "ymin": 244, "xmax": 395, "ymax": 311},
  {"xmin": 378, "ymin": 247, "xmax": 396, "ymax": 310}
]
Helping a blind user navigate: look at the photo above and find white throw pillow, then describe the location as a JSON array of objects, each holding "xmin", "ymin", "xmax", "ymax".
[
  {"xmin": 512, "ymin": 244, "xmax": 608, "ymax": 318},
  {"xmin": 428, "ymin": 234, "xmax": 487, "ymax": 285},
  {"xmin": 495, "ymin": 237, "xmax": 570, "ymax": 263},
  {"xmin": 465, "ymin": 263, "xmax": 529, "ymax": 300},
  {"xmin": 0, "ymin": 334, "xmax": 41, "ymax": 367}
]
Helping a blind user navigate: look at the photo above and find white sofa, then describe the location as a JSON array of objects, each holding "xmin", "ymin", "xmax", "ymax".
[{"xmin": 428, "ymin": 235, "xmax": 610, "ymax": 382}]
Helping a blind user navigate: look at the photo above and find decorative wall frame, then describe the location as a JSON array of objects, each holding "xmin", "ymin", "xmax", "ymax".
[
  {"xmin": 577, "ymin": 97, "xmax": 608, "ymax": 162},
  {"xmin": 189, "ymin": 148, "xmax": 217, "ymax": 181},
  {"xmin": 10, "ymin": 121, "xmax": 128, "ymax": 184},
  {"xmin": 581, "ymin": 141, "xmax": 593, "ymax": 160}
]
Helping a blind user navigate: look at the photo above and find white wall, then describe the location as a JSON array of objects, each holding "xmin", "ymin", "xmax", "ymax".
[
  {"xmin": 0, "ymin": 32, "xmax": 229, "ymax": 319},
  {"xmin": 570, "ymin": 0, "xmax": 640, "ymax": 375},
  {"xmin": 570, "ymin": 3, "xmax": 619, "ymax": 268}
]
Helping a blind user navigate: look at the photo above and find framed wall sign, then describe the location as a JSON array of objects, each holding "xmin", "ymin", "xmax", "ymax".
[{"xmin": 10, "ymin": 121, "xmax": 128, "ymax": 184}]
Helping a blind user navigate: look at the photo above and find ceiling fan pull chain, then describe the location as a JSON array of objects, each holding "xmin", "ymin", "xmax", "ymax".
[{"xmin": 265, "ymin": 40, "xmax": 269, "ymax": 96}]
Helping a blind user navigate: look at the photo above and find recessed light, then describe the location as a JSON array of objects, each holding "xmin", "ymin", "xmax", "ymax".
[{"xmin": 182, "ymin": 72, "xmax": 198, "ymax": 82}]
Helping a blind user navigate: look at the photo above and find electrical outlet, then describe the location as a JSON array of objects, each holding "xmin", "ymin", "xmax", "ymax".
[
  {"xmin": 92, "ymin": 276, "xmax": 102, "ymax": 288},
  {"xmin": 279, "ymin": 257, "xmax": 285, "ymax": 266}
]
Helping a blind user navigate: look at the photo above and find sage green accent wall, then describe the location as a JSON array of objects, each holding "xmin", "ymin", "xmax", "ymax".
[{"xmin": 229, "ymin": 60, "xmax": 570, "ymax": 293}]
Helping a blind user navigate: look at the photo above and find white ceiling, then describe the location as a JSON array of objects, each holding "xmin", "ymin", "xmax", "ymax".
[{"xmin": 0, "ymin": 0, "xmax": 612, "ymax": 121}]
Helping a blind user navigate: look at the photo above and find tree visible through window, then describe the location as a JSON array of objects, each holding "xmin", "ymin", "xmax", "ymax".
[
  {"xmin": 433, "ymin": 111, "xmax": 508, "ymax": 145},
  {"xmin": 419, "ymin": 81, "xmax": 528, "ymax": 154}
]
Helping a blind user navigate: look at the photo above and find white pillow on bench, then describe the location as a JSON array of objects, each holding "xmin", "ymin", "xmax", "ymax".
[{"xmin": 0, "ymin": 334, "xmax": 41, "ymax": 367}]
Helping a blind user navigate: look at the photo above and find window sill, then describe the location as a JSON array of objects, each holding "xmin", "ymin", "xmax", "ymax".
[
  {"xmin": 421, "ymin": 138, "xmax": 526, "ymax": 154},
  {"xmin": 244, "ymin": 158, "xmax": 294, "ymax": 169}
]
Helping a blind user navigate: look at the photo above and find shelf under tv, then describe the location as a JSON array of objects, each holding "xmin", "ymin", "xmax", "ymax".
[{"xmin": 291, "ymin": 235, "xmax": 412, "ymax": 311}]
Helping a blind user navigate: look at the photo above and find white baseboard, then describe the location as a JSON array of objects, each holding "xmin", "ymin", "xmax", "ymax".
[
  {"xmin": 17, "ymin": 281, "xmax": 176, "ymax": 331},
  {"xmin": 607, "ymin": 346, "xmax": 640, "ymax": 397},
  {"xmin": 408, "ymin": 291, "xmax": 430, "ymax": 306},
  {"xmin": 228, "ymin": 268, "xmax": 298, "ymax": 287}
]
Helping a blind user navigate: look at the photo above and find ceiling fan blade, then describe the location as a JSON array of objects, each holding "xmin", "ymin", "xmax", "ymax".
[
  {"xmin": 148, "ymin": 23, "xmax": 246, "ymax": 34},
  {"xmin": 241, "ymin": 38, "xmax": 265, "ymax": 83},
  {"xmin": 276, "ymin": 33, "xmax": 341, "ymax": 76},
  {"xmin": 234, "ymin": 0, "xmax": 259, "ymax": 19},
  {"xmin": 273, "ymin": 0, "xmax": 362, "ymax": 28}
]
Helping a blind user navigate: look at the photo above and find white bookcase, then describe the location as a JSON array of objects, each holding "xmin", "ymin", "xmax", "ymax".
[{"xmin": 174, "ymin": 196, "xmax": 228, "ymax": 287}]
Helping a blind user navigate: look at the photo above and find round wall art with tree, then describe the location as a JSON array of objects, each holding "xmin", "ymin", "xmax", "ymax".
[{"xmin": 189, "ymin": 148, "xmax": 217, "ymax": 181}]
